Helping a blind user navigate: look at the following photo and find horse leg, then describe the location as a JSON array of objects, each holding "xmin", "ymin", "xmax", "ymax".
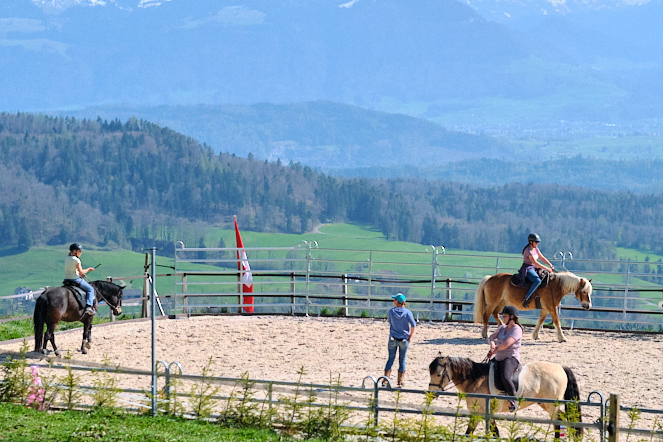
[
  {"xmin": 41, "ymin": 330, "xmax": 50, "ymax": 355},
  {"xmin": 489, "ymin": 419, "xmax": 500, "ymax": 437},
  {"xmin": 532, "ymin": 309, "xmax": 549, "ymax": 340},
  {"xmin": 47, "ymin": 325, "xmax": 61, "ymax": 357},
  {"xmin": 549, "ymin": 306, "xmax": 567, "ymax": 342},
  {"xmin": 81, "ymin": 319, "xmax": 92, "ymax": 354}
]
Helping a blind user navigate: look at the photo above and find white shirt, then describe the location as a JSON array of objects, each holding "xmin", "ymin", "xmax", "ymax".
[{"xmin": 64, "ymin": 255, "xmax": 81, "ymax": 280}]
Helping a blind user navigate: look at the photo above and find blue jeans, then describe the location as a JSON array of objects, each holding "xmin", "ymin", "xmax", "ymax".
[
  {"xmin": 66, "ymin": 278, "xmax": 95, "ymax": 306},
  {"xmin": 524, "ymin": 268, "xmax": 542, "ymax": 301},
  {"xmin": 385, "ymin": 337, "xmax": 409, "ymax": 373}
]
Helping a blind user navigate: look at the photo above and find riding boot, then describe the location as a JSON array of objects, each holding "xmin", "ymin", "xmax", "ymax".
[
  {"xmin": 85, "ymin": 305, "xmax": 96, "ymax": 316},
  {"xmin": 382, "ymin": 370, "xmax": 392, "ymax": 387},
  {"xmin": 522, "ymin": 297, "xmax": 531, "ymax": 308},
  {"xmin": 397, "ymin": 371, "xmax": 405, "ymax": 388}
]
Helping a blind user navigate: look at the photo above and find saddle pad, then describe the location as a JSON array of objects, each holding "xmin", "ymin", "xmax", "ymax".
[
  {"xmin": 489, "ymin": 362, "xmax": 528, "ymax": 397},
  {"xmin": 63, "ymin": 285, "xmax": 87, "ymax": 309}
]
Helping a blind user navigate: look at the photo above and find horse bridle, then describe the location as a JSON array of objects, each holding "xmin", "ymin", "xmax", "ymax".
[
  {"xmin": 428, "ymin": 360, "xmax": 456, "ymax": 392},
  {"xmin": 95, "ymin": 287, "xmax": 121, "ymax": 315}
]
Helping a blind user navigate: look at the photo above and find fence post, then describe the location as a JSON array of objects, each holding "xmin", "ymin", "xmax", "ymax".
[
  {"xmin": 485, "ymin": 397, "xmax": 491, "ymax": 436},
  {"xmin": 367, "ymin": 251, "xmax": 373, "ymax": 310},
  {"xmin": 607, "ymin": 393, "xmax": 619, "ymax": 442},
  {"xmin": 290, "ymin": 272, "xmax": 296, "ymax": 315},
  {"xmin": 106, "ymin": 277, "xmax": 116, "ymax": 322},
  {"xmin": 445, "ymin": 279, "xmax": 451, "ymax": 322},
  {"xmin": 305, "ymin": 244, "xmax": 311, "ymax": 317},
  {"xmin": 142, "ymin": 253, "xmax": 149, "ymax": 318},
  {"xmin": 429, "ymin": 247, "xmax": 438, "ymax": 321},
  {"xmin": 182, "ymin": 274, "xmax": 188, "ymax": 315},
  {"xmin": 624, "ymin": 261, "xmax": 630, "ymax": 321},
  {"xmin": 343, "ymin": 274, "xmax": 348, "ymax": 317}
]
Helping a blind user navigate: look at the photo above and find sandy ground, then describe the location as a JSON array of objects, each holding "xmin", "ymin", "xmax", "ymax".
[
  {"xmin": 2, "ymin": 315, "xmax": 661, "ymax": 410},
  {"xmin": 2, "ymin": 315, "xmax": 662, "ymax": 438}
]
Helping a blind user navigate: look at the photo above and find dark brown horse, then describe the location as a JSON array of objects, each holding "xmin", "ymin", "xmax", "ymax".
[
  {"xmin": 33, "ymin": 280, "xmax": 123, "ymax": 356},
  {"xmin": 473, "ymin": 271, "xmax": 592, "ymax": 342}
]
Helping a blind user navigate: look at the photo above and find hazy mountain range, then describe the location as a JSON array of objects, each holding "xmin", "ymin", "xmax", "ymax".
[{"xmin": 1, "ymin": 0, "xmax": 661, "ymax": 130}]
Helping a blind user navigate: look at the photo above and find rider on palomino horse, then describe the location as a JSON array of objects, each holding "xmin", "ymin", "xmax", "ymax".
[
  {"xmin": 521, "ymin": 233, "xmax": 554, "ymax": 308},
  {"xmin": 64, "ymin": 243, "xmax": 97, "ymax": 316},
  {"xmin": 487, "ymin": 305, "xmax": 523, "ymax": 412}
]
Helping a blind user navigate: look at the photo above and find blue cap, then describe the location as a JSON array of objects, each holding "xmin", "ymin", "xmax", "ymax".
[{"xmin": 392, "ymin": 293, "xmax": 406, "ymax": 303}]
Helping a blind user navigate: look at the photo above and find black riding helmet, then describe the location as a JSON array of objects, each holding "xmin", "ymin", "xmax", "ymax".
[
  {"xmin": 528, "ymin": 233, "xmax": 541, "ymax": 243},
  {"xmin": 69, "ymin": 243, "xmax": 82, "ymax": 252},
  {"xmin": 500, "ymin": 305, "xmax": 519, "ymax": 317}
]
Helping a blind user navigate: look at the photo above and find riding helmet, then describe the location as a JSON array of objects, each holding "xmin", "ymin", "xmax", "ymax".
[
  {"xmin": 500, "ymin": 305, "xmax": 519, "ymax": 317},
  {"xmin": 69, "ymin": 243, "xmax": 82, "ymax": 252},
  {"xmin": 528, "ymin": 233, "xmax": 541, "ymax": 243}
]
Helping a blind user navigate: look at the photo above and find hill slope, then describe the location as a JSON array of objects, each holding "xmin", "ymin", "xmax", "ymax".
[{"xmin": 57, "ymin": 102, "xmax": 512, "ymax": 168}]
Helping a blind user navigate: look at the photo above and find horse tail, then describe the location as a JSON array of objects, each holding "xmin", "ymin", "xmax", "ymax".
[
  {"xmin": 33, "ymin": 291, "xmax": 47, "ymax": 351},
  {"xmin": 473, "ymin": 275, "xmax": 491, "ymax": 323},
  {"xmin": 563, "ymin": 366, "xmax": 583, "ymax": 435}
]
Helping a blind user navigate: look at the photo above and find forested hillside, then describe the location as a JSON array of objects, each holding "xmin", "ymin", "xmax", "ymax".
[{"xmin": 2, "ymin": 113, "xmax": 663, "ymax": 259}]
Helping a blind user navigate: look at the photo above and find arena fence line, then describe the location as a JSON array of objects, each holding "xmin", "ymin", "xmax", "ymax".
[
  {"xmin": 169, "ymin": 243, "xmax": 663, "ymax": 332},
  {"xmin": 3, "ymin": 352, "xmax": 660, "ymax": 442}
]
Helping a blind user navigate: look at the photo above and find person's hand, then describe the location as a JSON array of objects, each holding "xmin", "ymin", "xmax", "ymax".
[{"xmin": 87, "ymin": 267, "xmax": 95, "ymax": 272}]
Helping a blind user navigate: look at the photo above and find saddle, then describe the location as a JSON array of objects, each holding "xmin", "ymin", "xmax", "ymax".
[
  {"xmin": 488, "ymin": 359, "xmax": 527, "ymax": 397},
  {"xmin": 511, "ymin": 267, "xmax": 550, "ymax": 289},
  {"xmin": 62, "ymin": 280, "xmax": 88, "ymax": 310}
]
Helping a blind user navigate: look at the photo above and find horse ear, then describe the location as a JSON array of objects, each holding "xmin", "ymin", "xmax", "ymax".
[
  {"xmin": 437, "ymin": 351, "xmax": 442, "ymax": 357},
  {"xmin": 579, "ymin": 278, "xmax": 586, "ymax": 285},
  {"xmin": 588, "ymin": 278, "xmax": 592, "ymax": 283}
]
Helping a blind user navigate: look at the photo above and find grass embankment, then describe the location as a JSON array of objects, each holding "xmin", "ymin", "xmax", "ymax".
[{"xmin": 0, "ymin": 403, "xmax": 281, "ymax": 442}]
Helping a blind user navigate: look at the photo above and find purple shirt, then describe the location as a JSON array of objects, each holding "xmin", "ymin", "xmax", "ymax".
[{"xmin": 493, "ymin": 325, "xmax": 522, "ymax": 362}]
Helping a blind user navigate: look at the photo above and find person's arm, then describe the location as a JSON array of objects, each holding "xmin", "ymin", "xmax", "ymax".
[
  {"xmin": 531, "ymin": 257, "xmax": 552, "ymax": 272},
  {"xmin": 488, "ymin": 330, "xmax": 500, "ymax": 341},
  {"xmin": 75, "ymin": 261, "xmax": 95, "ymax": 278},
  {"xmin": 539, "ymin": 252, "xmax": 554, "ymax": 270},
  {"xmin": 408, "ymin": 326, "xmax": 415, "ymax": 342},
  {"xmin": 493, "ymin": 336, "xmax": 516, "ymax": 352}
]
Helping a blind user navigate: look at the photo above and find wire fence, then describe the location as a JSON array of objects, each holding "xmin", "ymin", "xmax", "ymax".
[
  {"xmin": 1, "ymin": 351, "xmax": 661, "ymax": 442},
  {"xmin": 168, "ymin": 244, "xmax": 663, "ymax": 333}
]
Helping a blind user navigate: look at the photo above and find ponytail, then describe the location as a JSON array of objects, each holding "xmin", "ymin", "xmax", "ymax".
[
  {"xmin": 522, "ymin": 243, "xmax": 531, "ymax": 254},
  {"xmin": 513, "ymin": 316, "xmax": 523, "ymax": 330}
]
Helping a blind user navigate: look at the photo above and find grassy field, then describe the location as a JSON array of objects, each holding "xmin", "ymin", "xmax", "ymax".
[
  {"xmin": 3, "ymin": 224, "xmax": 662, "ymax": 325},
  {"xmin": 0, "ymin": 403, "xmax": 282, "ymax": 442}
]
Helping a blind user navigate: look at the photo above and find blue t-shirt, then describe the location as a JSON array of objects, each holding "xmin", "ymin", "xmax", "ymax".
[{"xmin": 388, "ymin": 307, "xmax": 416, "ymax": 340}]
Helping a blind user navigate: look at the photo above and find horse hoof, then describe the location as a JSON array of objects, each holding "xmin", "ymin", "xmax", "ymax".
[
  {"xmin": 55, "ymin": 350, "xmax": 62, "ymax": 357},
  {"xmin": 82, "ymin": 347, "xmax": 88, "ymax": 355},
  {"xmin": 41, "ymin": 350, "xmax": 48, "ymax": 356},
  {"xmin": 85, "ymin": 341, "xmax": 91, "ymax": 349}
]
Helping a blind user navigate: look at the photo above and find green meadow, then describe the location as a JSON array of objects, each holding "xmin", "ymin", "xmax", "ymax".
[{"xmin": 2, "ymin": 224, "xmax": 662, "ymax": 316}]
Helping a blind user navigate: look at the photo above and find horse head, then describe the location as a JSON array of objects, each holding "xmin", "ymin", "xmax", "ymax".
[
  {"xmin": 91, "ymin": 281, "xmax": 123, "ymax": 316},
  {"xmin": 574, "ymin": 277, "xmax": 592, "ymax": 310},
  {"xmin": 428, "ymin": 355, "xmax": 452, "ymax": 391}
]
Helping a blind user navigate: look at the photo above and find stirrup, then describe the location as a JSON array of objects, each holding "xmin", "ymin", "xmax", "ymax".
[
  {"xmin": 522, "ymin": 298, "xmax": 531, "ymax": 308},
  {"xmin": 85, "ymin": 306, "xmax": 96, "ymax": 316}
]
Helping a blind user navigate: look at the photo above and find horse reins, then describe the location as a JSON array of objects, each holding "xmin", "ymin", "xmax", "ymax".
[{"xmin": 95, "ymin": 289, "xmax": 121, "ymax": 314}]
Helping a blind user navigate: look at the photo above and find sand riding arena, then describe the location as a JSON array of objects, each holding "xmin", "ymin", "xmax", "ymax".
[{"xmin": 2, "ymin": 316, "xmax": 661, "ymax": 413}]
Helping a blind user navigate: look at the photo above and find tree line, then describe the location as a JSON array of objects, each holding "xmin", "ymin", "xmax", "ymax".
[{"xmin": 1, "ymin": 112, "xmax": 662, "ymax": 259}]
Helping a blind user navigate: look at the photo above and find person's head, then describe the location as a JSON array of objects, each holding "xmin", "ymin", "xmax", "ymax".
[
  {"xmin": 500, "ymin": 305, "xmax": 522, "ymax": 328},
  {"xmin": 392, "ymin": 293, "xmax": 406, "ymax": 307},
  {"xmin": 69, "ymin": 243, "xmax": 82, "ymax": 257},
  {"xmin": 528, "ymin": 233, "xmax": 541, "ymax": 246}
]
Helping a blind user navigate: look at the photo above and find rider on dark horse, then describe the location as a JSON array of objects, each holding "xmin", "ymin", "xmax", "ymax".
[
  {"xmin": 487, "ymin": 305, "xmax": 523, "ymax": 412},
  {"xmin": 521, "ymin": 233, "xmax": 554, "ymax": 308},
  {"xmin": 64, "ymin": 243, "xmax": 96, "ymax": 316}
]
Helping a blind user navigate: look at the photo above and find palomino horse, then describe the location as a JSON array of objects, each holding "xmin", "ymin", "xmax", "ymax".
[
  {"xmin": 473, "ymin": 271, "xmax": 592, "ymax": 342},
  {"xmin": 33, "ymin": 280, "xmax": 123, "ymax": 356},
  {"xmin": 428, "ymin": 355, "xmax": 582, "ymax": 437}
]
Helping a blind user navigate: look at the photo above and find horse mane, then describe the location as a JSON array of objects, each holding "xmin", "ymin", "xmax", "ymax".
[
  {"xmin": 553, "ymin": 271, "xmax": 581, "ymax": 293},
  {"xmin": 90, "ymin": 280, "xmax": 122, "ymax": 297},
  {"xmin": 429, "ymin": 356, "xmax": 490, "ymax": 383}
]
